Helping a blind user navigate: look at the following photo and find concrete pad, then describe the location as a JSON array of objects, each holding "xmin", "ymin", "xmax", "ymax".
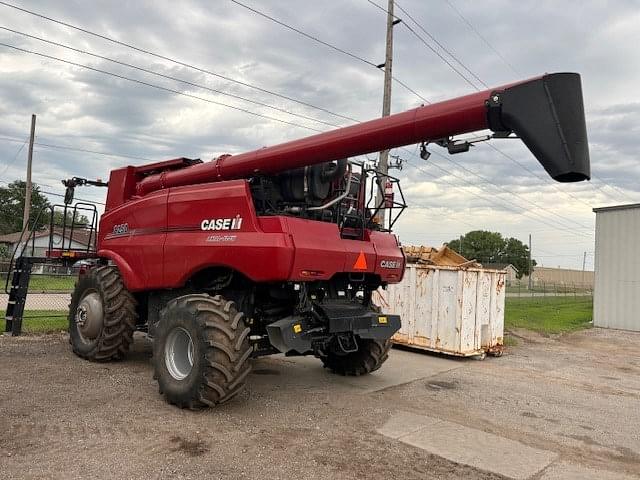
[
  {"xmin": 256, "ymin": 348, "xmax": 461, "ymax": 393},
  {"xmin": 540, "ymin": 462, "xmax": 638, "ymax": 480},
  {"xmin": 376, "ymin": 411, "xmax": 431, "ymax": 439},
  {"xmin": 378, "ymin": 411, "xmax": 558, "ymax": 480}
]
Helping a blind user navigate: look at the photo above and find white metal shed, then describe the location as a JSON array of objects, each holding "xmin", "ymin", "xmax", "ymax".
[{"xmin": 593, "ymin": 203, "xmax": 640, "ymax": 331}]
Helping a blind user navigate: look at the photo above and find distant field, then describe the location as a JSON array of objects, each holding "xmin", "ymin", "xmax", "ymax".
[
  {"xmin": 506, "ymin": 284, "xmax": 592, "ymax": 295},
  {"xmin": 505, "ymin": 296, "xmax": 593, "ymax": 335}
]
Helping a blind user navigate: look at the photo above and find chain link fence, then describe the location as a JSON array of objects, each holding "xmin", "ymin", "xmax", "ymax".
[
  {"xmin": 504, "ymin": 280, "xmax": 593, "ymax": 334},
  {"xmin": 506, "ymin": 279, "xmax": 593, "ymax": 298},
  {"xmin": 1, "ymin": 267, "xmax": 76, "ymax": 333}
]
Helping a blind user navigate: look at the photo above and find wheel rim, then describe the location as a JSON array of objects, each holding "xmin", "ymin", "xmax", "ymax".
[
  {"xmin": 165, "ymin": 327, "xmax": 195, "ymax": 380},
  {"xmin": 76, "ymin": 291, "xmax": 104, "ymax": 341}
]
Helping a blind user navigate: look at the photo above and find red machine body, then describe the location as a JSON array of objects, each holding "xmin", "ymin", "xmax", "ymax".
[
  {"xmin": 97, "ymin": 180, "xmax": 403, "ymax": 291},
  {"xmin": 97, "ymin": 73, "xmax": 590, "ymax": 293}
]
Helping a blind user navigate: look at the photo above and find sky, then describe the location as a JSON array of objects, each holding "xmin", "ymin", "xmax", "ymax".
[{"xmin": 1, "ymin": 0, "xmax": 639, "ymax": 270}]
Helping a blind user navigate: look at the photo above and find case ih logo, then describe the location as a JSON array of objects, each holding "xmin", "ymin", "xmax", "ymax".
[
  {"xmin": 201, "ymin": 215, "xmax": 243, "ymax": 231},
  {"xmin": 380, "ymin": 260, "xmax": 402, "ymax": 269}
]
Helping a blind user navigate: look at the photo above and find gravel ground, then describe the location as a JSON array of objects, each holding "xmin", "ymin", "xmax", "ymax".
[{"xmin": 1, "ymin": 328, "xmax": 639, "ymax": 479}]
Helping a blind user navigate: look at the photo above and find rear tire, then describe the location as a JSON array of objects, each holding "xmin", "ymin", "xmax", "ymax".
[
  {"xmin": 68, "ymin": 266, "xmax": 137, "ymax": 361},
  {"xmin": 152, "ymin": 294, "xmax": 252, "ymax": 409},
  {"xmin": 321, "ymin": 338, "xmax": 391, "ymax": 376}
]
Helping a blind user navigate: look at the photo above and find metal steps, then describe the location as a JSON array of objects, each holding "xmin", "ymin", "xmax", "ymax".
[{"xmin": 4, "ymin": 257, "xmax": 32, "ymax": 336}]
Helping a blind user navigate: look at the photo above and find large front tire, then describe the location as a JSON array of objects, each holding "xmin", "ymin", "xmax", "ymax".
[
  {"xmin": 153, "ymin": 294, "xmax": 252, "ymax": 409},
  {"xmin": 321, "ymin": 338, "xmax": 392, "ymax": 376},
  {"xmin": 68, "ymin": 266, "xmax": 137, "ymax": 361}
]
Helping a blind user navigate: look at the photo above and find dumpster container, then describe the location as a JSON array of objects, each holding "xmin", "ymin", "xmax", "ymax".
[{"xmin": 374, "ymin": 264, "xmax": 505, "ymax": 357}]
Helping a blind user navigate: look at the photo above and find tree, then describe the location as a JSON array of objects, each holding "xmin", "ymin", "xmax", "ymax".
[
  {"xmin": 0, "ymin": 243, "xmax": 9, "ymax": 259},
  {"xmin": 447, "ymin": 230, "xmax": 536, "ymax": 278},
  {"xmin": 503, "ymin": 237, "xmax": 536, "ymax": 277},
  {"xmin": 0, "ymin": 181, "xmax": 51, "ymax": 234},
  {"xmin": 52, "ymin": 210, "xmax": 90, "ymax": 228}
]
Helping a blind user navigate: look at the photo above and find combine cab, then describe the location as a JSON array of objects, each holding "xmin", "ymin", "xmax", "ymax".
[{"xmin": 5, "ymin": 73, "xmax": 590, "ymax": 408}]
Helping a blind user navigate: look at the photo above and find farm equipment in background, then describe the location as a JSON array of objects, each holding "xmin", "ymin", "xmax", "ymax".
[{"xmin": 4, "ymin": 72, "xmax": 590, "ymax": 408}]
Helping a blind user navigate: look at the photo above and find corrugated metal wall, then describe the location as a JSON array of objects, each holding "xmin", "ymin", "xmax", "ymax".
[{"xmin": 594, "ymin": 205, "xmax": 640, "ymax": 331}]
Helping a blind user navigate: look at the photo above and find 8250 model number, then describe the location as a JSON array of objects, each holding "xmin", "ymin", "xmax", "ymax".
[{"xmin": 112, "ymin": 223, "xmax": 129, "ymax": 235}]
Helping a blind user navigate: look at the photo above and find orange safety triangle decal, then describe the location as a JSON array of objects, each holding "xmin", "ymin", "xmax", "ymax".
[{"xmin": 353, "ymin": 251, "xmax": 368, "ymax": 270}]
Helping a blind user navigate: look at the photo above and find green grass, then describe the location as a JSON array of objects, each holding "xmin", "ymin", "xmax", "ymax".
[
  {"xmin": 503, "ymin": 335, "xmax": 519, "ymax": 347},
  {"xmin": 505, "ymin": 296, "xmax": 593, "ymax": 335},
  {"xmin": 2, "ymin": 310, "xmax": 68, "ymax": 334},
  {"xmin": 0, "ymin": 274, "xmax": 76, "ymax": 292},
  {"xmin": 28, "ymin": 275, "xmax": 76, "ymax": 292}
]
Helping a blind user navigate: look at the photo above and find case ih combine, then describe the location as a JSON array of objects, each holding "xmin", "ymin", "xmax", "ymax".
[{"xmin": 5, "ymin": 73, "xmax": 589, "ymax": 408}]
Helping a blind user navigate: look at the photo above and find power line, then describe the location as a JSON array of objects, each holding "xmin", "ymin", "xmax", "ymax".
[
  {"xmin": 387, "ymin": 145, "xmax": 593, "ymax": 235},
  {"xmin": 484, "ymin": 143, "xmax": 595, "ymax": 208},
  {"xmin": 442, "ymin": 0, "xmax": 520, "ymax": 76},
  {"xmin": 366, "ymin": 0, "xmax": 486, "ymax": 90},
  {"xmin": 427, "ymin": 150, "xmax": 593, "ymax": 230},
  {"xmin": 591, "ymin": 174, "xmax": 636, "ymax": 203},
  {"xmin": 399, "ymin": 19, "xmax": 480, "ymax": 91},
  {"xmin": 394, "ymin": 2, "xmax": 488, "ymax": 88},
  {"xmin": 0, "ymin": 26, "xmax": 343, "ymax": 129},
  {"xmin": 0, "ymin": 134, "xmax": 155, "ymax": 162},
  {"xmin": 395, "ymin": 146, "xmax": 595, "ymax": 233},
  {"xmin": 401, "ymin": 155, "xmax": 593, "ymax": 239},
  {"xmin": 0, "ymin": 0, "xmax": 359, "ymax": 124},
  {"xmin": 232, "ymin": 0, "xmax": 378, "ymax": 67},
  {"xmin": 0, "ymin": 42, "xmax": 324, "ymax": 133},
  {"xmin": 0, "ymin": 136, "xmax": 28, "ymax": 176},
  {"xmin": 227, "ymin": 0, "xmax": 430, "ymax": 103}
]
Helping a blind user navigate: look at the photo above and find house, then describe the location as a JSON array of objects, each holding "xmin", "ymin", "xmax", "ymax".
[
  {"xmin": 0, "ymin": 227, "xmax": 95, "ymax": 259},
  {"xmin": 481, "ymin": 263, "xmax": 519, "ymax": 284}
]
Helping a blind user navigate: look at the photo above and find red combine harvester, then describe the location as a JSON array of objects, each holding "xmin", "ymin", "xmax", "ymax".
[{"xmin": 4, "ymin": 73, "xmax": 589, "ymax": 408}]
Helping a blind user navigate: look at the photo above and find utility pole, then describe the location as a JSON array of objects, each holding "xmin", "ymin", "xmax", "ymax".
[
  {"xmin": 582, "ymin": 251, "xmax": 587, "ymax": 285},
  {"xmin": 22, "ymin": 114, "xmax": 36, "ymax": 231},
  {"xmin": 375, "ymin": 0, "xmax": 398, "ymax": 226},
  {"xmin": 528, "ymin": 233, "xmax": 533, "ymax": 290}
]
